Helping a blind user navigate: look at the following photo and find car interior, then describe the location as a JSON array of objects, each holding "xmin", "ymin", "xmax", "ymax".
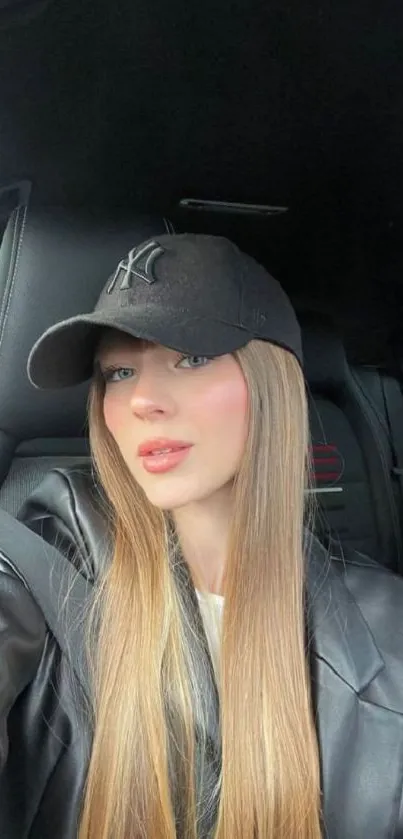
[{"xmin": 0, "ymin": 1, "xmax": 403, "ymax": 575}]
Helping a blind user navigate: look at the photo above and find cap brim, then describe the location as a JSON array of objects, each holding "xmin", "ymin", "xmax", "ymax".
[{"xmin": 27, "ymin": 308, "xmax": 251, "ymax": 390}]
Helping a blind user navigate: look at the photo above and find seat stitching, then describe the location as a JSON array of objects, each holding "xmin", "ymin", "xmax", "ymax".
[
  {"xmin": 0, "ymin": 204, "xmax": 28, "ymax": 355},
  {"xmin": 0, "ymin": 209, "xmax": 18, "ymax": 339},
  {"xmin": 163, "ymin": 216, "xmax": 175, "ymax": 234}
]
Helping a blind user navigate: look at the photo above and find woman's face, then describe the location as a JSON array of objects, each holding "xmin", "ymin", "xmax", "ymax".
[{"xmin": 96, "ymin": 330, "xmax": 249, "ymax": 511}]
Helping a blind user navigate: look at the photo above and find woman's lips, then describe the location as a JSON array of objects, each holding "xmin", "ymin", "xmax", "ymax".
[{"xmin": 141, "ymin": 446, "xmax": 192, "ymax": 473}]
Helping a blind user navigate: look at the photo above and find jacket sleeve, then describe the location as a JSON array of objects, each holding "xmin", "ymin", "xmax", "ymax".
[
  {"xmin": 0, "ymin": 464, "xmax": 102, "ymax": 776},
  {"xmin": 0, "ymin": 463, "xmax": 100, "ymax": 775},
  {"xmin": 0, "ymin": 555, "xmax": 46, "ymax": 772}
]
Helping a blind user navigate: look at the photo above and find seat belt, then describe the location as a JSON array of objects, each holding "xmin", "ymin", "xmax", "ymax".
[{"xmin": 0, "ymin": 507, "xmax": 92, "ymax": 701}]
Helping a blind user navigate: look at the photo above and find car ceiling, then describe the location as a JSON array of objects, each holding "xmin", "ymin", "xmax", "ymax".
[{"xmin": 0, "ymin": 0, "xmax": 402, "ymax": 363}]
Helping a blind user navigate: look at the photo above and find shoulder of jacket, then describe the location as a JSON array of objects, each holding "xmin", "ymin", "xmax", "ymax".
[
  {"xmin": 307, "ymin": 531, "xmax": 403, "ymax": 635},
  {"xmin": 307, "ymin": 530, "xmax": 403, "ymax": 597},
  {"xmin": 17, "ymin": 464, "xmax": 112, "ymax": 581},
  {"xmin": 332, "ymin": 546, "xmax": 403, "ymax": 621}
]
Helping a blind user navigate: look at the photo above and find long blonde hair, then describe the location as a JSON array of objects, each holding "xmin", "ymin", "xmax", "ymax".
[{"xmin": 78, "ymin": 339, "xmax": 322, "ymax": 839}]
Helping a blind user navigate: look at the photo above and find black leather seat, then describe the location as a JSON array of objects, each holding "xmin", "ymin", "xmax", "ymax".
[
  {"xmin": 302, "ymin": 317, "xmax": 401, "ymax": 570},
  {"xmin": 0, "ymin": 206, "xmax": 400, "ymax": 572},
  {"xmin": 0, "ymin": 203, "xmax": 171, "ymax": 513}
]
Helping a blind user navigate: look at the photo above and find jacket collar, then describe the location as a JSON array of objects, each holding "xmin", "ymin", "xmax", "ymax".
[{"xmin": 305, "ymin": 533, "xmax": 384, "ymax": 693}]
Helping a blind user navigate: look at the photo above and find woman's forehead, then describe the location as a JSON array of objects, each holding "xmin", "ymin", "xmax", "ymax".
[{"xmin": 96, "ymin": 329, "xmax": 155, "ymax": 357}]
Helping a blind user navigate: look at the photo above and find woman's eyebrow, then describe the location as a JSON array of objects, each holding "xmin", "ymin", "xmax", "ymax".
[
  {"xmin": 94, "ymin": 348, "xmax": 126, "ymax": 367},
  {"xmin": 95, "ymin": 340, "xmax": 161, "ymax": 365}
]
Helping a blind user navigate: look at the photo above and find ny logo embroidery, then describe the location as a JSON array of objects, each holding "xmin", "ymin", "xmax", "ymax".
[{"xmin": 107, "ymin": 241, "xmax": 164, "ymax": 293}]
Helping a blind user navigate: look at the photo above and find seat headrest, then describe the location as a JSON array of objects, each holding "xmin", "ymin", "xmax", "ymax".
[
  {"xmin": 0, "ymin": 205, "xmax": 170, "ymax": 440},
  {"xmin": 300, "ymin": 313, "xmax": 348, "ymax": 392}
]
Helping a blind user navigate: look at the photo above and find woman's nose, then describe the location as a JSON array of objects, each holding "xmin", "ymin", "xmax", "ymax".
[{"xmin": 129, "ymin": 374, "xmax": 175, "ymax": 420}]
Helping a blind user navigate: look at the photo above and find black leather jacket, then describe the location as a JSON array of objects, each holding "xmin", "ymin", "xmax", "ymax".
[{"xmin": 1, "ymin": 465, "xmax": 403, "ymax": 838}]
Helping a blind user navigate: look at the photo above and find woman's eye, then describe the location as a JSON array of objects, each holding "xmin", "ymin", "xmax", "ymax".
[
  {"xmin": 177, "ymin": 355, "xmax": 210, "ymax": 369},
  {"xmin": 102, "ymin": 366, "xmax": 134, "ymax": 383}
]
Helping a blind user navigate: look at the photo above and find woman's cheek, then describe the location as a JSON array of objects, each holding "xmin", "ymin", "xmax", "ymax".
[
  {"xmin": 103, "ymin": 395, "xmax": 126, "ymax": 440},
  {"xmin": 194, "ymin": 375, "xmax": 249, "ymax": 443}
]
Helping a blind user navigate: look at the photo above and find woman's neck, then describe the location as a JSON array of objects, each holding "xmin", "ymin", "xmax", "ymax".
[{"xmin": 172, "ymin": 485, "xmax": 232, "ymax": 596}]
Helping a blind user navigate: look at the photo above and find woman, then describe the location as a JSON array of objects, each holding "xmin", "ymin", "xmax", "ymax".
[{"xmin": 1, "ymin": 233, "xmax": 403, "ymax": 839}]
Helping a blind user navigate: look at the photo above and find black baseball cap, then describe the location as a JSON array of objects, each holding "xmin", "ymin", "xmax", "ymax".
[{"xmin": 27, "ymin": 233, "xmax": 303, "ymax": 389}]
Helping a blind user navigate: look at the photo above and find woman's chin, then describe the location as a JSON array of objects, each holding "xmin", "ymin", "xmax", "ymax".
[{"xmin": 140, "ymin": 482, "xmax": 200, "ymax": 512}]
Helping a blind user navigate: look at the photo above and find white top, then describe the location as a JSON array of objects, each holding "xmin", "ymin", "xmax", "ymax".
[{"xmin": 196, "ymin": 589, "xmax": 224, "ymax": 682}]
